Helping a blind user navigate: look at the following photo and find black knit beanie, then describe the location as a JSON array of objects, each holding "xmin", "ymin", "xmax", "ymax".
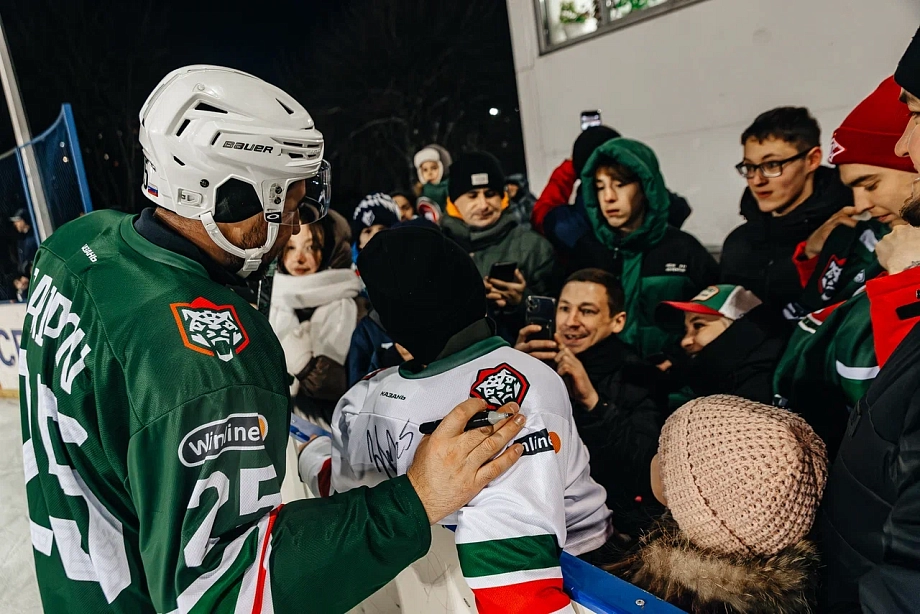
[
  {"xmin": 896, "ymin": 25, "xmax": 920, "ymax": 99},
  {"xmin": 357, "ymin": 226, "xmax": 487, "ymax": 364},
  {"xmin": 572, "ymin": 126, "xmax": 622, "ymax": 175},
  {"xmin": 448, "ymin": 152, "xmax": 505, "ymax": 203},
  {"xmin": 351, "ymin": 193, "xmax": 401, "ymax": 241}
]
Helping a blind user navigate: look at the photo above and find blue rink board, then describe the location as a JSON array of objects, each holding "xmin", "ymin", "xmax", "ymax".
[{"xmin": 561, "ymin": 552, "xmax": 686, "ymax": 614}]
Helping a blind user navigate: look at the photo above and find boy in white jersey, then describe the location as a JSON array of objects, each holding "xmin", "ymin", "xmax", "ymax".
[{"xmin": 300, "ymin": 226, "xmax": 611, "ymax": 613}]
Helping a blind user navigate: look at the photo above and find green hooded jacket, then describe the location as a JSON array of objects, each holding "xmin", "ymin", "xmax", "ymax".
[{"xmin": 580, "ymin": 138, "xmax": 718, "ymax": 357}]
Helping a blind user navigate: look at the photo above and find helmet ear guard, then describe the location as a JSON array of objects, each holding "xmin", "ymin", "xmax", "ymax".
[{"xmin": 138, "ymin": 65, "xmax": 328, "ymax": 277}]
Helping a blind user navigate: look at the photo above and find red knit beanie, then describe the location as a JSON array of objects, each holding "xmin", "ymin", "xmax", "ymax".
[{"xmin": 828, "ymin": 76, "xmax": 915, "ymax": 173}]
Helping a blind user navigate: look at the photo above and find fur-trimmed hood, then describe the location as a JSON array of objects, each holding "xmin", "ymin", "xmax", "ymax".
[{"xmin": 606, "ymin": 516, "xmax": 820, "ymax": 613}]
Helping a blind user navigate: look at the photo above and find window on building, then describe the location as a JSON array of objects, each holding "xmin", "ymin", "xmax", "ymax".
[{"xmin": 534, "ymin": 0, "xmax": 709, "ymax": 53}]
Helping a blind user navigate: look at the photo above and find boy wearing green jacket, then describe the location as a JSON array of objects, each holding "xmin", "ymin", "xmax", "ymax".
[{"xmin": 575, "ymin": 138, "xmax": 719, "ymax": 358}]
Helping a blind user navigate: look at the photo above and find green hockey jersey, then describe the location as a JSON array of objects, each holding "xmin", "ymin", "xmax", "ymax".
[
  {"xmin": 773, "ymin": 288, "xmax": 877, "ymax": 452},
  {"xmin": 19, "ymin": 210, "xmax": 431, "ymax": 614}
]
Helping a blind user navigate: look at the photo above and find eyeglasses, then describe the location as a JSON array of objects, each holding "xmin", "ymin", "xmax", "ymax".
[{"xmin": 735, "ymin": 149, "xmax": 810, "ymax": 179}]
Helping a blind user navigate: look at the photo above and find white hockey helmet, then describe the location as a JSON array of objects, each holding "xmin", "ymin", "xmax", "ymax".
[{"xmin": 138, "ymin": 64, "xmax": 329, "ymax": 277}]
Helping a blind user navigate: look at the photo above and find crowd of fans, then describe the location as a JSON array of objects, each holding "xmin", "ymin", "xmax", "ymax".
[
  {"xmin": 276, "ymin": 29, "xmax": 920, "ymax": 609},
  {"xmin": 14, "ymin": 28, "xmax": 920, "ymax": 613}
]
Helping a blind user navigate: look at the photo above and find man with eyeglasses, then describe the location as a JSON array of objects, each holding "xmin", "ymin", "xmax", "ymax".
[
  {"xmin": 817, "ymin": 25, "xmax": 920, "ymax": 613},
  {"xmin": 720, "ymin": 107, "xmax": 852, "ymax": 323}
]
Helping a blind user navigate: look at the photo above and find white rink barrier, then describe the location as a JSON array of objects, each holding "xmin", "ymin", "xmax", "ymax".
[{"xmin": 0, "ymin": 303, "xmax": 26, "ymax": 398}]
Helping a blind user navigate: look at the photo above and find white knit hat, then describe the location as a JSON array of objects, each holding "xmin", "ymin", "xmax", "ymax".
[{"xmin": 414, "ymin": 145, "xmax": 448, "ymax": 184}]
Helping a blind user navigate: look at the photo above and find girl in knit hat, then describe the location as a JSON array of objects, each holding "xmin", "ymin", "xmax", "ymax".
[
  {"xmin": 605, "ymin": 395, "xmax": 828, "ymax": 613},
  {"xmin": 413, "ymin": 143, "xmax": 452, "ymax": 207}
]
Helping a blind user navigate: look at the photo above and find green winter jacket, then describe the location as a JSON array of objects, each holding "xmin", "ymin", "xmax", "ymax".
[
  {"xmin": 441, "ymin": 209, "xmax": 560, "ymax": 297},
  {"xmin": 774, "ymin": 288, "xmax": 877, "ymax": 456},
  {"xmin": 422, "ymin": 180, "xmax": 449, "ymax": 208},
  {"xmin": 579, "ymin": 138, "xmax": 718, "ymax": 356}
]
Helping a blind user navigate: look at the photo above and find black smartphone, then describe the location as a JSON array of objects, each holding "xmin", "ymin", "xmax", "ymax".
[
  {"xmin": 489, "ymin": 261, "xmax": 518, "ymax": 282},
  {"xmin": 525, "ymin": 295, "xmax": 556, "ymax": 341},
  {"xmin": 580, "ymin": 109, "xmax": 602, "ymax": 131}
]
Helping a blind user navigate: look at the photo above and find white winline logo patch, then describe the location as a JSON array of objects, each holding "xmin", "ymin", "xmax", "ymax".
[
  {"xmin": 178, "ymin": 413, "xmax": 268, "ymax": 467},
  {"xmin": 514, "ymin": 428, "xmax": 561, "ymax": 456}
]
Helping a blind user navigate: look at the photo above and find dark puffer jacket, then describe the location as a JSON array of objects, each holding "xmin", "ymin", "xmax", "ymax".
[
  {"xmin": 570, "ymin": 334, "xmax": 670, "ymax": 535},
  {"xmin": 667, "ymin": 306, "xmax": 786, "ymax": 405},
  {"xmin": 721, "ymin": 166, "xmax": 852, "ymax": 320},
  {"xmin": 818, "ymin": 318, "xmax": 920, "ymax": 612}
]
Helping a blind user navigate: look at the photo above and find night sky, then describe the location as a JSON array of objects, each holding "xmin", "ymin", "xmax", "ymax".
[{"xmin": 0, "ymin": 0, "xmax": 525, "ymax": 212}]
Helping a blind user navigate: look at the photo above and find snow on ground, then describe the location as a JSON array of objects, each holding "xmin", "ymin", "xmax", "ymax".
[{"xmin": 0, "ymin": 397, "xmax": 41, "ymax": 613}]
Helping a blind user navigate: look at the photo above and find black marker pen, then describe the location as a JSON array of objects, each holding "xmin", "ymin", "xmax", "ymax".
[{"xmin": 419, "ymin": 411, "xmax": 513, "ymax": 435}]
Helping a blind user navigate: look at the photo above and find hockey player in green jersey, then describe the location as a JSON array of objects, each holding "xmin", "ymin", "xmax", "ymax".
[{"xmin": 18, "ymin": 65, "xmax": 526, "ymax": 614}]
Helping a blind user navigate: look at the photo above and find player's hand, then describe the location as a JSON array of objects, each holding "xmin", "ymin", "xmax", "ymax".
[
  {"xmin": 514, "ymin": 324, "xmax": 558, "ymax": 361},
  {"xmin": 804, "ymin": 206, "xmax": 861, "ymax": 259},
  {"xmin": 485, "ymin": 270, "xmax": 527, "ymax": 308},
  {"xmin": 876, "ymin": 224, "xmax": 920, "ymax": 274},
  {"xmin": 407, "ymin": 398, "xmax": 526, "ymax": 524},
  {"xmin": 554, "ymin": 333, "xmax": 599, "ymax": 410}
]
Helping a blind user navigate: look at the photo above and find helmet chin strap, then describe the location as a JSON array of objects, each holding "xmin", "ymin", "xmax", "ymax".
[{"xmin": 200, "ymin": 211, "xmax": 279, "ymax": 278}]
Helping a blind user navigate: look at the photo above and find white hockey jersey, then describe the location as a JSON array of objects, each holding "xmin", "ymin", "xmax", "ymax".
[{"xmin": 301, "ymin": 336, "xmax": 611, "ymax": 614}]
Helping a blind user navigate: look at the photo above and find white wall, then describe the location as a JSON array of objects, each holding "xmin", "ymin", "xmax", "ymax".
[{"xmin": 507, "ymin": 0, "xmax": 920, "ymax": 247}]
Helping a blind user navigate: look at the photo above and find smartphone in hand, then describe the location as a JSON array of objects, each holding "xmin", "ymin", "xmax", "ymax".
[
  {"xmin": 525, "ymin": 295, "xmax": 556, "ymax": 341},
  {"xmin": 488, "ymin": 261, "xmax": 518, "ymax": 283},
  {"xmin": 580, "ymin": 109, "xmax": 602, "ymax": 131}
]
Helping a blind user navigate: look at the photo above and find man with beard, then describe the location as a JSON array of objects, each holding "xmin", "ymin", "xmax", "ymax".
[
  {"xmin": 818, "ymin": 27, "xmax": 920, "ymax": 612},
  {"xmin": 18, "ymin": 65, "xmax": 526, "ymax": 614}
]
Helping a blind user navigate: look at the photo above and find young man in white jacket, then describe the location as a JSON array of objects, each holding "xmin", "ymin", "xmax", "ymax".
[{"xmin": 300, "ymin": 226, "xmax": 611, "ymax": 614}]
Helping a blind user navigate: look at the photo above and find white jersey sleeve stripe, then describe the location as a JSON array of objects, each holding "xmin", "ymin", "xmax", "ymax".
[
  {"xmin": 464, "ymin": 567, "xmax": 563, "ymax": 589},
  {"xmin": 176, "ymin": 521, "xmax": 259, "ymax": 612},
  {"xmin": 835, "ymin": 361, "xmax": 880, "ymax": 380},
  {"xmin": 23, "ymin": 440, "xmax": 38, "ymax": 484}
]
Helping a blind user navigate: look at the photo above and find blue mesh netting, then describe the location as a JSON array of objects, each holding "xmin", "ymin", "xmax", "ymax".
[
  {"xmin": 0, "ymin": 149, "xmax": 28, "ymax": 225},
  {"xmin": 0, "ymin": 104, "xmax": 92, "ymax": 240}
]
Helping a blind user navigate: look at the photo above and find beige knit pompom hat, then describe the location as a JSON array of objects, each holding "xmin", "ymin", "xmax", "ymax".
[{"xmin": 658, "ymin": 395, "xmax": 828, "ymax": 556}]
